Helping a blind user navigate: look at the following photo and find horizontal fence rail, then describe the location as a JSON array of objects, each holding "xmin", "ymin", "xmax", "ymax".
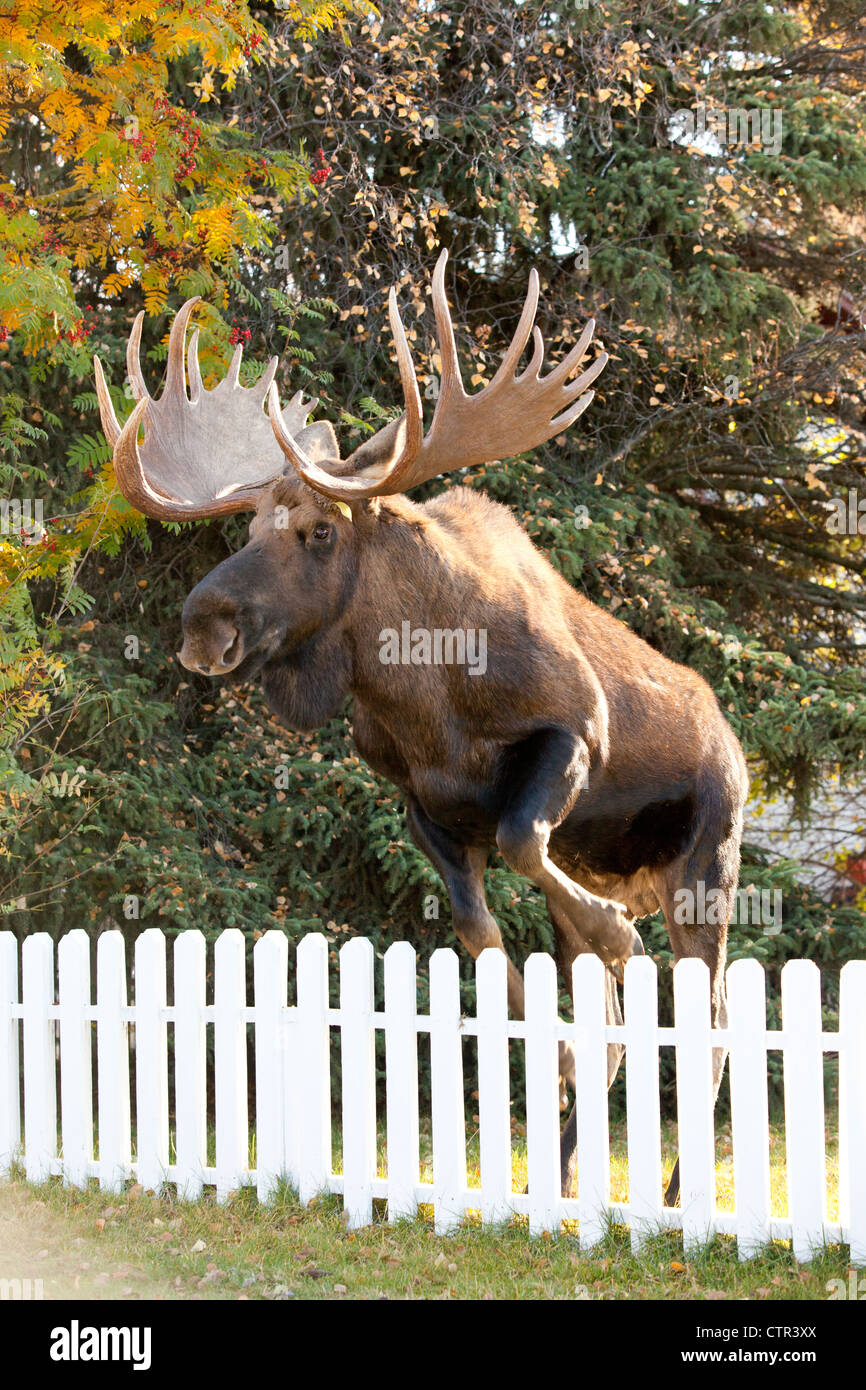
[{"xmin": 0, "ymin": 929, "xmax": 865, "ymax": 1262}]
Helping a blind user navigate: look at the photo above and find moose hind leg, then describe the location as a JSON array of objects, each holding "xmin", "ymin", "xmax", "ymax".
[{"xmin": 659, "ymin": 841, "xmax": 737, "ymax": 1208}]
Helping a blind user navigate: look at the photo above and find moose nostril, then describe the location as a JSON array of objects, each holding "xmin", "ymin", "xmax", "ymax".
[{"xmin": 220, "ymin": 628, "xmax": 241, "ymax": 667}]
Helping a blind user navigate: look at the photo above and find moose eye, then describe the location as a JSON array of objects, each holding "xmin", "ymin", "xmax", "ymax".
[{"xmin": 311, "ymin": 523, "xmax": 331, "ymax": 542}]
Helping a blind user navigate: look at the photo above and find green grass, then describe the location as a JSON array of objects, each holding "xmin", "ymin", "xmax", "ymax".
[{"xmin": 1, "ymin": 1121, "xmax": 854, "ymax": 1300}]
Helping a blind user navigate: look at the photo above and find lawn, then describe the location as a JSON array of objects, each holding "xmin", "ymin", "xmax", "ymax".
[{"xmin": 0, "ymin": 1121, "xmax": 854, "ymax": 1301}]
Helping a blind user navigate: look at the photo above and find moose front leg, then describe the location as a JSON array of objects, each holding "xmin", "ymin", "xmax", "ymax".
[
  {"xmin": 406, "ymin": 799, "xmax": 575, "ymax": 1099},
  {"xmin": 496, "ymin": 727, "xmax": 644, "ymax": 978}
]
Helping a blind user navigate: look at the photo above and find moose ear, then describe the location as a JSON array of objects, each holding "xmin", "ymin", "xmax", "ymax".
[
  {"xmin": 334, "ymin": 416, "xmax": 406, "ymax": 482},
  {"xmin": 295, "ymin": 419, "xmax": 341, "ymax": 464}
]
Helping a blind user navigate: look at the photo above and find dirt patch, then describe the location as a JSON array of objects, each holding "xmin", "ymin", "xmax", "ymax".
[{"xmin": 0, "ymin": 1181, "xmax": 171, "ymax": 1300}]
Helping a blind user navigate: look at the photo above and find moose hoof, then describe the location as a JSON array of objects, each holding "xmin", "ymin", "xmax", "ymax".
[{"xmin": 605, "ymin": 919, "xmax": 644, "ymax": 984}]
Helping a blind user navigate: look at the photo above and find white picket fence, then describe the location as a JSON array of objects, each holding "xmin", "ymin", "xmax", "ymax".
[{"xmin": 1, "ymin": 928, "xmax": 865, "ymax": 1262}]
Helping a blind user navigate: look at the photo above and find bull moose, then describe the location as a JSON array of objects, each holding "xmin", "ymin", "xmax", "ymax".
[{"xmin": 94, "ymin": 251, "xmax": 749, "ymax": 1202}]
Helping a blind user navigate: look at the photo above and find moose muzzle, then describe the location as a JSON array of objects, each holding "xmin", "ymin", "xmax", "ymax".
[{"xmin": 178, "ymin": 610, "xmax": 244, "ymax": 675}]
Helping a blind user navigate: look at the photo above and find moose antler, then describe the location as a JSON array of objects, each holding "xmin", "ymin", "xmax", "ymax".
[
  {"xmin": 96, "ymin": 252, "xmax": 607, "ymax": 519},
  {"xmin": 93, "ymin": 298, "xmax": 320, "ymax": 520},
  {"xmin": 267, "ymin": 247, "xmax": 608, "ymax": 502}
]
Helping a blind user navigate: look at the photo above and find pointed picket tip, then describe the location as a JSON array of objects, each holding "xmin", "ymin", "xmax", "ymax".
[
  {"xmin": 383, "ymin": 939, "xmax": 416, "ymax": 964},
  {"xmin": 673, "ymin": 956, "xmax": 710, "ymax": 983},
  {"xmin": 623, "ymin": 953, "xmax": 657, "ymax": 985},
  {"xmin": 340, "ymin": 934, "xmax": 374, "ymax": 964},
  {"xmin": 572, "ymin": 950, "xmax": 606, "ymax": 988},
  {"xmin": 215, "ymin": 925, "xmax": 245, "ymax": 949},
  {"xmin": 296, "ymin": 930, "xmax": 330, "ymax": 964},
  {"xmin": 727, "ymin": 955, "xmax": 766, "ymax": 980},
  {"xmin": 429, "ymin": 946, "xmax": 460, "ymax": 987},
  {"xmin": 475, "ymin": 946, "xmax": 508, "ymax": 985}
]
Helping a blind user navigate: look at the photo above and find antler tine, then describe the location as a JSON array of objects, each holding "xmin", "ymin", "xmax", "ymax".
[
  {"xmin": 429, "ymin": 247, "xmax": 464, "ymax": 410},
  {"xmin": 518, "ymin": 325, "xmax": 545, "ymax": 383},
  {"xmin": 550, "ymin": 386, "xmax": 598, "ymax": 432},
  {"xmin": 225, "ymin": 342, "xmax": 243, "ymax": 389},
  {"xmin": 256, "ymin": 355, "xmax": 279, "ymax": 402},
  {"xmin": 93, "ymin": 354, "xmax": 121, "ymax": 447},
  {"xmin": 187, "ymin": 328, "xmax": 203, "ymax": 403},
  {"xmin": 361, "ymin": 284, "xmax": 425, "ymax": 490},
  {"xmin": 163, "ymin": 296, "xmax": 200, "ymax": 399},
  {"xmin": 289, "ymin": 388, "xmax": 318, "ymax": 414},
  {"xmin": 126, "ymin": 311, "xmax": 150, "ymax": 401},
  {"xmin": 549, "ymin": 318, "xmax": 597, "ymax": 385},
  {"xmin": 489, "ymin": 267, "xmax": 541, "ymax": 389}
]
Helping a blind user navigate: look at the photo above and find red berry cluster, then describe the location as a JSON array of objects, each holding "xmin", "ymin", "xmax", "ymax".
[
  {"xmin": 127, "ymin": 130, "xmax": 156, "ymax": 164},
  {"xmin": 229, "ymin": 325, "xmax": 251, "ymax": 347},
  {"xmin": 174, "ymin": 109, "xmax": 201, "ymax": 178},
  {"xmin": 0, "ymin": 326, "xmax": 9, "ymax": 344},
  {"xmin": 242, "ymin": 33, "xmax": 262, "ymax": 57},
  {"xmin": 144, "ymin": 234, "xmax": 179, "ymax": 265},
  {"xmin": 41, "ymin": 228, "xmax": 63, "ymax": 253},
  {"xmin": 311, "ymin": 147, "xmax": 332, "ymax": 187},
  {"xmin": 65, "ymin": 304, "xmax": 98, "ymax": 345}
]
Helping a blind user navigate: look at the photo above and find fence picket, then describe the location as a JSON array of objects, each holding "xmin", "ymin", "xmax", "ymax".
[
  {"xmin": 839, "ymin": 961, "xmax": 866, "ymax": 1265},
  {"xmin": 58, "ymin": 930, "xmax": 93, "ymax": 1189},
  {"xmin": 728, "ymin": 958, "xmax": 771, "ymax": 1259},
  {"xmin": 340, "ymin": 937, "xmax": 377, "ymax": 1229},
  {"xmin": 254, "ymin": 931, "xmax": 288, "ymax": 1204},
  {"xmin": 0, "ymin": 933, "xmax": 20, "ymax": 1177},
  {"xmin": 781, "ymin": 960, "xmax": 826, "ymax": 1261},
  {"xmin": 624, "ymin": 956, "xmax": 662, "ymax": 1251},
  {"xmin": 573, "ymin": 953, "xmax": 610, "ymax": 1251},
  {"xmin": 134, "ymin": 928, "xmax": 169, "ymax": 1193},
  {"xmin": 430, "ymin": 948, "xmax": 466, "ymax": 1234},
  {"xmin": 96, "ymin": 932, "xmax": 130, "ymax": 1192},
  {"xmin": 476, "ymin": 949, "xmax": 513, "ymax": 1224},
  {"xmin": 674, "ymin": 958, "xmax": 715, "ymax": 1252},
  {"xmin": 295, "ymin": 933, "xmax": 332, "ymax": 1205},
  {"xmin": 384, "ymin": 942, "xmax": 420, "ymax": 1223},
  {"xmin": 174, "ymin": 930, "xmax": 207, "ymax": 1201},
  {"xmin": 214, "ymin": 928, "xmax": 249, "ymax": 1202},
  {"xmin": 22, "ymin": 933, "xmax": 55, "ymax": 1184},
  {"xmin": 524, "ymin": 953, "xmax": 562, "ymax": 1236}
]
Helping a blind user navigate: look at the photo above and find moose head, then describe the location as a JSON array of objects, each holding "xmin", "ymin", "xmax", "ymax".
[{"xmin": 94, "ymin": 250, "xmax": 606, "ymax": 725}]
